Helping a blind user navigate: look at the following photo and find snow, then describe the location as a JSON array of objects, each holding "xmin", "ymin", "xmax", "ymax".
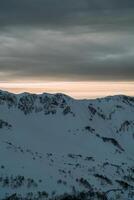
[{"xmin": 0, "ymin": 90, "xmax": 134, "ymax": 199}]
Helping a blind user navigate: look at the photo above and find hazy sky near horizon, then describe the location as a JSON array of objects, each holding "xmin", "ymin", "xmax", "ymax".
[
  {"xmin": 0, "ymin": 0, "xmax": 134, "ymax": 98},
  {"xmin": 1, "ymin": 81, "xmax": 134, "ymax": 99}
]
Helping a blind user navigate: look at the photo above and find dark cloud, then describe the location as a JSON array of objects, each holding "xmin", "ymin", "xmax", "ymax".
[
  {"xmin": 0, "ymin": 0, "xmax": 134, "ymax": 81},
  {"xmin": 0, "ymin": 0, "xmax": 134, "ymax": 29}
]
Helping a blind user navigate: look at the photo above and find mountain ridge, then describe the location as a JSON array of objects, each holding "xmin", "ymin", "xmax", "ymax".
[{"xmin": 0, "ymin": 89, "xmax": 134, "ymax": 100}]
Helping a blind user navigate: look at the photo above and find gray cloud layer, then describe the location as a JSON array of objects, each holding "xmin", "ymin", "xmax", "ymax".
[{"xmin": 0, "ymin": 0, "xmax": 134, "ymax": 81}]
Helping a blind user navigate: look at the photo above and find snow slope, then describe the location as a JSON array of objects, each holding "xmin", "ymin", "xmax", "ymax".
[{"xmin": 0, "ymin": 90, "xmax": 134, "ymax": 200}]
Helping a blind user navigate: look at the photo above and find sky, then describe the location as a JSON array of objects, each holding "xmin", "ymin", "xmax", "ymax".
[{"xmin": 0, "ymin": 0, "xmax": 134, "ymax": 98}]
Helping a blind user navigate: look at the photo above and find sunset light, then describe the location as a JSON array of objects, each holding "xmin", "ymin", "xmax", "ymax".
[{"xmin": 0, "ymin": 81, "xmax": 134, "ymax": 99}]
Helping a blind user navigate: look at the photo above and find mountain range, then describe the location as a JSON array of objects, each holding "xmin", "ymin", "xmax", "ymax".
[{"xmin": 0, "ymin": 90, "xmax": 134, "ymax": 200}]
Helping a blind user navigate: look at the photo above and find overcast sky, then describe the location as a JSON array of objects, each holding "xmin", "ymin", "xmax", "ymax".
[{"xmin": 0, "ymin": 0, "xmax": 134, "ymax": 82}]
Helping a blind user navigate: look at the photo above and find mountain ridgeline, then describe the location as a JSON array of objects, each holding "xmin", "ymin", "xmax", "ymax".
[{"xmin": 0, "ymin": 90, "xmax": 134, "ymax": 200}]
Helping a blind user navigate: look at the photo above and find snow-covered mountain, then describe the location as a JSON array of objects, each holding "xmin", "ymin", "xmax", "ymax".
[{"xmin": 0, "ymin": 90, "xmax": 134, "ymax": 200}]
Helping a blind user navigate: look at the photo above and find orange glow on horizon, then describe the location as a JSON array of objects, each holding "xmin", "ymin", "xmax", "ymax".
[{"xmin": 0, "ymin": 81, "xmax": 134, "ymax": 99}]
